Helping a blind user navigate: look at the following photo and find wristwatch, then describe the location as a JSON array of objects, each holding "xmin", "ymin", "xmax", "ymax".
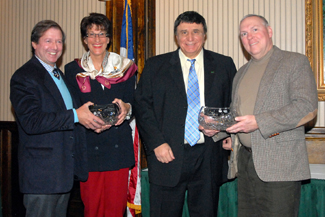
[{"xmin": 125, "ymin": 103, "xmax": 132, "ymax": 120}]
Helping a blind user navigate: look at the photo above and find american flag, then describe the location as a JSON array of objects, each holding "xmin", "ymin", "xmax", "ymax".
[{"xmin": 120, "ymin": 1, "xmax": 141, "ymax": 216}]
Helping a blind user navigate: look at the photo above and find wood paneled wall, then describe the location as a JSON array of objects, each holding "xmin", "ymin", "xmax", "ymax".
[
  {"xmin": 0, "ymin": 122, "xmax": 23, "ymax": 217},
  {"xmin": 154, "ymin": 0, "xmax": 324, "ymax": 127},
  {"xmin": 105, "ymin": 0, "xmax": 155, "ymax": 79},
  {"xmin": 105, "ymin": 0, "xmax": 156, "ymax": 169},
  {"xmin": 1, "ymin": 0, "xmax": 324, "ymax": 127},
  {"xmin": 0, "ymin": 0, "xmax": 106, "ymax": 122},
  {"xmin": 155, "ymin": 0, "xmax": 305, "ymax": 66}
]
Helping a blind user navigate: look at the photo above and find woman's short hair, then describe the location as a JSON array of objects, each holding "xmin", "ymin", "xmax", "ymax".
[{"xmin": 80, "ymin": 13, "xmax": 112, "ymax": 39}]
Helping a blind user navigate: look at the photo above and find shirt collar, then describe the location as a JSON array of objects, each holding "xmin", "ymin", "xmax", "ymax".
[
  {"xmin": 178, "ymin": 48, "xmax": 204, "ymax": 67},
  {"xmin": 35, "ymin": 55, "xmax": 57, "ymax": 73}
]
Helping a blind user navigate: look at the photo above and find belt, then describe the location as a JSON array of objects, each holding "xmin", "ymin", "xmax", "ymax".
[{"xmin": 242, "ymin": 146, "xmax": 252, "ymax": 152}]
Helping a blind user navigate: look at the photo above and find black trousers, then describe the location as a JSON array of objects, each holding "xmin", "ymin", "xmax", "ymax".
[
  {"xmin": 23, "ymin": 193, "xmax": 70, "ymax": 217},
  {"xmin": 150, "ymin": 143, "xmax": 220, "ymax": 217},
  {"xmin": 237, "ymin": 146, "xmax": 301, "ymax": 217}
]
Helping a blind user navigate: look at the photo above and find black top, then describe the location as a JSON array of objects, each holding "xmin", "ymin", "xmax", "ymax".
[{"xmin": 65, "ymin": 60, "xmax": 135, "ymax": 171}]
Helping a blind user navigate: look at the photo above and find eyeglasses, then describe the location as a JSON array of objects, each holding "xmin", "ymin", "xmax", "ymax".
[{"xmin": 86, "ymin": 32, "xmax": 108, "ymax": 38}]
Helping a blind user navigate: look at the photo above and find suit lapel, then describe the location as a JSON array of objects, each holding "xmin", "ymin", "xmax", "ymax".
[
  {"xmin": 45, "ymin": 75, "xmax": 67, "ymax": 110},
  {"xmin": 60, "ymin": 69, "xmax": 79, "ymax": 108},
  {"xmin": 33, "ymin": 60, "xmax": 66, "ymax": 109},
  {"xmin": 254, "ymin": 47, "xmax": 283, "ymax": 114},
  {"xmin": 203, "ymin": 50, "xmax": 217, "ymax": 105},
  {"xmin": 230, "ymin": 54, "xmax": 264, "ymax": 116},
  {"xmin": 168, "ymin": 50, "xmax": 187, "ymax": 101}
]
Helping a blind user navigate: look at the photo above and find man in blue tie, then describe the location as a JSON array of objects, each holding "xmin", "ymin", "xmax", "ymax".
[
  {"xmin": 134, "ymin": 11, "xmax": 237, "ymax": 217},
  {"xmin": 10, "ymin": 20, "xmax": 105, "ymax": 217}
]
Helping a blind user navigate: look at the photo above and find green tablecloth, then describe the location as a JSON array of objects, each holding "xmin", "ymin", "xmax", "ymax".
[{"xmin": 141, "ymin": 169, "xmax": 325, "ymax": 217}]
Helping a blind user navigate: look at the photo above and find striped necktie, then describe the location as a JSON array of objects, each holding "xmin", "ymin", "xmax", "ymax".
[
  {"xmin": 185, "ymin": 59, "xmax": 200, "ymax": 146},
  {"xmin": 52, "ymin": 68, "xmax": 60, "ymax": 80}
]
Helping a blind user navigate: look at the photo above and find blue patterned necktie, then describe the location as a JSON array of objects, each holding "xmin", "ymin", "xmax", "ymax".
[
  {"xmin": 52, "ymin": 68, "xmax": 60, "ymax": 80},
  {"xmin": 185, "ymin": 59, "xmax": 200, "ymax": 146}
]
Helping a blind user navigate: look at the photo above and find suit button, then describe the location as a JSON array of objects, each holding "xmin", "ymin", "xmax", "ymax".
[
  {"xmin": 95, "ymin": 146, "xmax": 99, "ymax": 150},
  {"xmin": 115, "ymin": 144, "xmax": 118, "ymax": 148},
  {"xmin": 70, "ymin": 136, "xmax": 74, "ymax": 139},
  {"xmin": 71, "ymin": 154, "xmax": 74, "ymax": 158}
]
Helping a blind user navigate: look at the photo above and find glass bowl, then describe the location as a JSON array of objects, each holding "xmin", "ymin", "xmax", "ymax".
[
  {"xmin": 198, "ymin": 106, "xmax": 236, "ymax": 131},
  {"xmin": 89, "ymin": 103, "xmax": 120, "ymax": 125}
]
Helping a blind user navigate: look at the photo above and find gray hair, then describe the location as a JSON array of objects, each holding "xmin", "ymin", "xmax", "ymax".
[{"xmin": 240, "ymin": 14, "xmax": 269, "ymax": 27}]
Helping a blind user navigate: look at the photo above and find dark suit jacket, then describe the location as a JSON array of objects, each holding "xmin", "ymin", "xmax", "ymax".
[
  {"xmin": 134, "ymin": 49, "xmax": 236, "ymax": 187},
  {"xmin": 64, "ymin": 61, "xmax": 135, "ymax": 172},
  {"xmin": 10, "ymin": 56, "xmax": 88, "ymax": 194}
]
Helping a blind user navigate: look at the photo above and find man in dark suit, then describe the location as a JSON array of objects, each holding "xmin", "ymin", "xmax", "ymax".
[
  {"xmin": 134, "ymin": 11, "xmax": 236, "ymax": 217},
  {"xmin": 10, "ymin": 20, "xmax": 105, "ymax": 217},
  {"xmin": 226, "ymin": 14, "xmax": 318, "ymax": 216}
]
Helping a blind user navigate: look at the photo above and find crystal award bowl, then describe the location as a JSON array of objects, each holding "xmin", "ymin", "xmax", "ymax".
[
  {"xmin": 198, "ymin": 106, "xmax": 236, "ymax": 131},
  {"xmin": 89, "ymin": 103, "xmax": 120, "ymax": 125}
]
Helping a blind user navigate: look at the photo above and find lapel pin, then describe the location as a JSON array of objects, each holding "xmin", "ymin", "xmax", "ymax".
[{"xmin": 211, "ymin": 71, "xmax": 215, "ymax": 73}]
